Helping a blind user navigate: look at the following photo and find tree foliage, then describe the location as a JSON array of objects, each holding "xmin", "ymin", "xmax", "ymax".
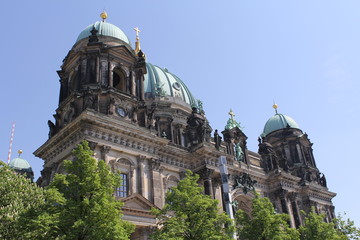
[
  {"xmin": 333, "ymin": 213, "xmax": 360, "ymax": 240},
  {"xmin": 41, "ymin": 141, "xmax": 134, "ymax": 240},
  {"xmin": 0, "ymin": 161, "xmax": 47, "ymax": 240},
  {"xmin": 299, "ymin": 209, "xmax": 360, "ymax": 240},
  {"xmin": 235, "ymin": 195, "xmax": 299, "ymax": 240},
  {"xmin": 151, "ymin": 170, "xmax": 234, "ymax": 240}
]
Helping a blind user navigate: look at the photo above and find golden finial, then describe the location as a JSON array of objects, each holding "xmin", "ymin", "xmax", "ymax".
[
  {"xmin": 100, "ymin": 11, "xmax": 108, "ymax": 22},
  {"xmin": 273, "ymin": 103, "xmax": 278, "ymax": 114},
  {"xmin": 134, "ymin": 27, "xmax": 141, "ymax": 54},
  {"xmin": 229, "ymin": 109, "xmax": 235, "ymax": 119},
  {"xmin": 18, "ymin": 150, "xmax": 23, "ymax": 157}
]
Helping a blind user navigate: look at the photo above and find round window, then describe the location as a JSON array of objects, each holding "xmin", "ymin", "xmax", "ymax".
[
  {"xmin": 172, "ymin": 82, "xmax": 181, "ymax": 90},
  {"xmin": 116, "ymin": 107, "xmax": 126, "ymax": 117}
]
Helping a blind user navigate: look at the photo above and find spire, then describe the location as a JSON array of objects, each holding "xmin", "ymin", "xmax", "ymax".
[
  {"xmin": 225, "ymin": 109, "xmax": 242, "ymax": 130},
  {"xmin": 17, "ymin": 150, "xmax": 23, "ymax": 158},
  {"xmin": 229, "ymin": 109, "xmax": 235, "ymax": 120},
  {"xmin": 100, "ymin": 11, "xmax": 108, "ymax": 22},
  {"xmin": 134, "ymin": 27, "xmax": 141, "ymax": 55},
  {"xmin": 273, "ymin": 103, "xmax": 278, "ymax": 114}
]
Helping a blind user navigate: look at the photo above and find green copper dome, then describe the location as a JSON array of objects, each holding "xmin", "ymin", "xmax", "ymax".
[
  {"xmin": 144, "ymin": 63, "xmax": 197, "ymax": 106},
  {"xmin": 262, "ymin": 113, "xmax": 300, "ymax": 137},
  {"xmin": 9, "ymin": 157, "xmax": 33, "ymax": 173},
  {"xmin": 76, "ymin": 21, "xmax": 130, "ymax": 44}
]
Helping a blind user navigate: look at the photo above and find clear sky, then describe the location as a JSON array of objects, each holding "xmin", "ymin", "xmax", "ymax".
[{"xmin": 1, "ymin": 0, "xmax": 359, "ymax": 227}]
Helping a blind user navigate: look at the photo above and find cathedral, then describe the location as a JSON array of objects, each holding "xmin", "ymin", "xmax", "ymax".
[{"xmin": 34, "ymin": 12, "xmax": 336, "ymax": 239}]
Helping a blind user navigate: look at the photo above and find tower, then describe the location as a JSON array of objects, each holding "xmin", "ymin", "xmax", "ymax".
[
  {"xmin": 258, "ymin": 104, "xmax": 335, "ymax": 227},
  {"xmin": 9, "ymin": 150, "xmax": 34, "ymax": 182}
]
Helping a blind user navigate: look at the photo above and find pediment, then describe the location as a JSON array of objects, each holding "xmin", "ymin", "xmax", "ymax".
[
  {"xmin": 108, "ymin": 46, "xmax": 136, "ymax": 63},
  {"xmin": 122, "ymin": 193, "xmax": 159, "ymax": 212}
]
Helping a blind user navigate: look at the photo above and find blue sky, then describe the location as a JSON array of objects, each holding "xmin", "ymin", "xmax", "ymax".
[{"xmin": 1, "ymin": 0, "xmax": 359, "ymax": 227}]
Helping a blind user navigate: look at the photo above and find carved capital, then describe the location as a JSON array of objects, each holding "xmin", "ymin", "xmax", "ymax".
[
  {"xmin": 196, "ymin": 168, "xmax": 214, "ymax": 180},
  {"xmin": 137, "ymin": 155, "xmax": 146, "ymax": 163},
  {"xmin": 88, "ymin": 141, "xmax": 98, "ymax": 151}
]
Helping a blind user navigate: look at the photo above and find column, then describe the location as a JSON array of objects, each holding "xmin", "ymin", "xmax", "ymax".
[
  {"xmin": 289, "ymin": 193, "xmax": 301, "ymax": 227},
  {"xmin": 198, "ymin": 168, "xmax": 214, "ymax": 198},
  {"xmin": 137, "ymin": 155, "xmax": 146, "ymax": 196},
  {"xmin": 100, "ymin": 145, "xmax": 111, "ymax": 163}
]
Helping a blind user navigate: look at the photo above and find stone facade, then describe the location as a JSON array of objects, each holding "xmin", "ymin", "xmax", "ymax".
[{"xmin": 35, "ymin": 17, "xmax": 336, "ymax": 240}]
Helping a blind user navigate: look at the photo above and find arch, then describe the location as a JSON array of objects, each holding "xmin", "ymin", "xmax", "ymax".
[
  {"xmin": 110, "ymin": 158, "xmax": 135, "ymax": 198},
  {"xmin": 69, "ymin": 70, "xmax": 79, "ymax": 92},
  {"xmin": 56, "ymin": 161, "xmax": 66, "ymax": 174},
  {"xmin": 163, "ymin": 174, "xmax": 180, "ymax": 191},
  {"xmin": 113, "ymin": 68, "xmax": 127, "ymax": 92},
  {"xmin": 231, "ymin": 190, "xmax": 254, "ymax": 215}
]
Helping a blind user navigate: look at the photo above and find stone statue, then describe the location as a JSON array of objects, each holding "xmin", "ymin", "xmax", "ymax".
[
  {"xmin": 320, "ymin": 173, "xmax": 327, "ymax": 187},
  {"xmin": 161, "ymin": 130, "xmax": 167, "ymax": 139},
  {"xmin": 214, "ymin": 129, "xmax": 222, "ymax": 150},
  {"xmin": 132, "ymin": 107, "xmax": 138, "ymax": 123},
  {"xmin": 48, "ymin": 120, "xmax": 56, "ymax": 138},
  {"xmin": 197, "ymin": 100, "xmax": 204, "ymax": 114},
  {"xmin": 108, "ymin": 97, "xmax": 115, "ymax": 115},
  {"xmin": 64, "ymin": 102, "xmax": 75, "ymax": 124},
  {"xmin": 231, "ymin": 200, "xmax": 239, "ymax": 211},
  {"xmin": 83, "ymin": 88, "xmax": 95, "ymax": 109},
  {"xmin": 185, "ymin": 107, "xmax": 206, "ymax": 146},
  {"xmin": 235, "ymin": 143, "xmax": 244, "ymax": 162},
  {"xmin": 233, "ymin": 173, "xmax": 257, "ymax": 194}
]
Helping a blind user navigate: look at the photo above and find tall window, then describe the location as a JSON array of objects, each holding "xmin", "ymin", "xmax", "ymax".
[
  {"xmin": 113, "ymin": 69, "xmax": 126, "ymax": 92},
  {"xmin": 116, "ymin": 173, "xmax": 128, "ymax": 197}
]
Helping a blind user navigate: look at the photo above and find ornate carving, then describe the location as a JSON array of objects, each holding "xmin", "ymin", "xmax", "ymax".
[
  {"xmin": 83, "ymin": 88, "xmax": 95, "ymax": 110},
  {"xmin": 196, "ymin": 168, "xmax": 214, "ymax": 180},
  {"xmin": 184, "ymin": 107, "xmax": 212, "ymax": 147},
  {"xmin": 88, "ymin": 141, "xmax": 98, "ymax": 151},
  {"xmin": 233, "ymin": 173, "xmax": 257, "ymax": 194},
  {"xmin": 88, "ymin": 26, "xmax": 99, "ymax": 43}
]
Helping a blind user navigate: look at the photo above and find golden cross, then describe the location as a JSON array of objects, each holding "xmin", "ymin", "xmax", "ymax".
[
  {"xmin": 229, "ymin": 109, "xmax": 235, "ymax": 119},
  {"xmin": 134, "ymin": 27, "xmax": 141, "ymax": 38}
]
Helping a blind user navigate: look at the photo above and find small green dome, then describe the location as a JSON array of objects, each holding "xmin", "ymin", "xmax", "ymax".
[
  {"xmin": 9, "ymin": 158, "xmax": 33, "ymax": 173},
  {"xmin": 262, "ymin": 113, "xmax": 300, "ymax": 137},
  {"xmin": 76, "ymin": 21, "xmax": 130, "ymax": 44},
  {"xmin": 144, "ymin": 63, "xmax": 197, "ymax": 106}
]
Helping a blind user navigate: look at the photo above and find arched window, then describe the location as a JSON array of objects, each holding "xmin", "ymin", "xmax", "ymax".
[
  {"xmin": 116, "ymin": 173, "xmax": 129, "ymax": 197},
  {"xmin": 111, "ymin": 158, "xmax": 133, "ymax": 198},
  {"xmin": 164, "ymin": 175, "xmax": 180, "ymax": 192},
  {"xmin": 113, "ymin": 68, "xmax": 126, "ymax": 92},
  {"xmin": 70, "ymin": 71, "xmax": 78, "ymax": 91}
]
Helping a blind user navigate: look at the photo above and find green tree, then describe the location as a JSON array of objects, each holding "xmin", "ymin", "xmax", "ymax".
[
  {"xmin": 334, "ymin": 213, "xmax": 360, "ymax": 240},
  {"xmin": 0, "ymin": 161, "xmax": 47, "ymax": 239},
  {"xmin": 299, "ymin": 210, "xmax": 360, "ymax": 240},
  {"xmin": 235, "ymin": 195, "xmax": 299, "ymax": 240},
  {"xmin": 43, "ymin": 141, "xmax": 134, "ymax": 240},
  {"xmin": 151, "ymin": 170, "xmax": 234, "ymax": 240}
]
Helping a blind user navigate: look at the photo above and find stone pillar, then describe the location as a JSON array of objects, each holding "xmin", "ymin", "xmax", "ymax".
[
  {"xmin": 212, "ymin": 177, "xmax": 224, "ymax": 211},
  {"xmin": 137, "ymin": 155, "xmax": 146, "ymax": 196},
  {"xmin": 131, "ymin": 71, "xmax": 136, "ymax": 96},
  {"xmin": 149, "ymin": 159, "xmax": 163, "ymax": 206},
  {"xmin": 198, "ymin": 168, "xmax": 214, "ymax": 198},
  {"xmin": 129, "ymin": 168, "xmax": 134, "ymax": 195},
  {"xmin": 109, "ymin": 62, "xmax": 114, "ymax": 87},
  {"xmin": 279, "ymin": 190, "xmax": 289, "ymax": 214},
  {"xmin": 96, "ymin": 56, "xmax": 100, "ymax": 84},
  {"xmin": 296, "ymin": 143, "xmax": 304, "ymax": 163},
  {"xmin": 100, "ymin": 145, "xmax": 111, "ymax": 163},
  {"xmin": 289, "ymin": 193, "xmax": 301, "ymax": 227}
]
